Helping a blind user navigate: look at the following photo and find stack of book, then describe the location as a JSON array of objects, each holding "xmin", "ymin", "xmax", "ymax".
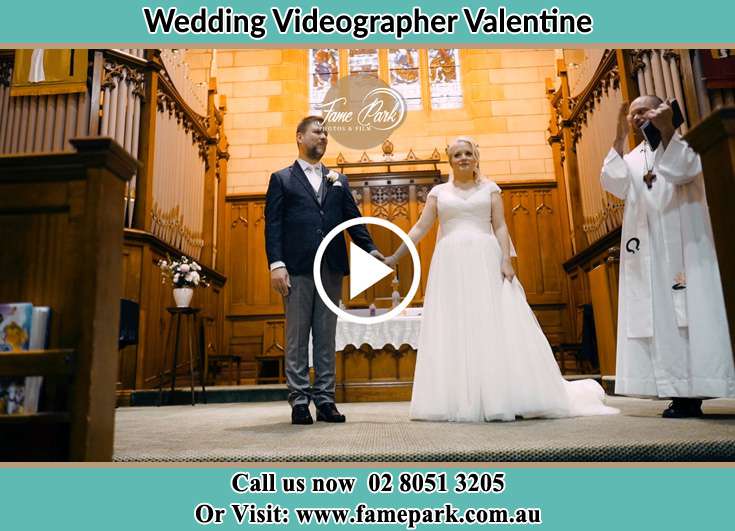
[{"xmin": 0, "ymin": 302, "xmax": 51, "ymax": 415}]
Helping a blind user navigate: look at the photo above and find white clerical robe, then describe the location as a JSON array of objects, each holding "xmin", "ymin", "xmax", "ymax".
[{"xmin": 601, "ymin": 134, "xmax": 735, "ymax": 398}]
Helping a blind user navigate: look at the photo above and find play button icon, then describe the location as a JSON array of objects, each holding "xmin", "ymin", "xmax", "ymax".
[
  {"xmin": 349, "ymin": 242, "xmax": 394, "ymax": 299},
  {"xmin": 313, "ymin": 216, "xmax": 421, "ymax": 324}
]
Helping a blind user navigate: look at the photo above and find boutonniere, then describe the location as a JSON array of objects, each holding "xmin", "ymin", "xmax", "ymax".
[{"xmin": 327, "ymin": 170, "xmax": 342, "ymax": 187}]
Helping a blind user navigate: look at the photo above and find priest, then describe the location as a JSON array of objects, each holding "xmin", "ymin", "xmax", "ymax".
[{"xmin": 601, "ymin": 95, "xmax": 735, "ymax": 418}]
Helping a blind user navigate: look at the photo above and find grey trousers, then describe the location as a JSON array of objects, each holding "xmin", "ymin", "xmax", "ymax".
[{"xmin": 283, "ymin": 265, "xmax": 343, "ymax": 407}]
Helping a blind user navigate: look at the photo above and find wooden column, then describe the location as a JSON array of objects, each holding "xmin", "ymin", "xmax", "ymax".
[
  {"xmin": 616, "ymin": 50, "xmax": 643, "ymax": 150},
  {"xmin": 546, "ymin": 79, "xmax": 574, "ymax": 262},
  {"xmin": 215, "ymin": 94, "xmax": 230, "ymax": 274},
  {"xmin": 200, "ymin": 78, "xmax": 218, "ymax": 268},
  {"xmin": 557, "ymin": 59, "xmax": 587, "ymax": 255},
  {"xmin": 132, "ymin": 49, "xmax": 161, "ymax": 231},
  {"xmin": 685, "ymin": 107, "xmax": 735, "ymax": 364}
]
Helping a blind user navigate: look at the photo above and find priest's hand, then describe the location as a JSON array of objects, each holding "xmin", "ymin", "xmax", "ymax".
[
  {"xmin": 646, "ymin": 100, "xmax": 676, "ymax": 147},
  {"xmin": 271, "ymin": 267, "xmax": 291, "ymax": 297},
  {"xmin": 501, "ymin": 257, "xmax": 516, "ymax": 281},
  {"xmin": 614, "ymin": 102, "xmax": 630, "ymax": 156}
]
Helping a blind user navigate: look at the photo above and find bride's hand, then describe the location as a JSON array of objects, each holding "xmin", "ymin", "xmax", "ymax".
[
  {"xmin": 384, "ymin": 255, "xmax": 398, "ymax": 268},
  {"xmin": 501, "ymin": 257, "xmax": 515, "ymax": 281}
]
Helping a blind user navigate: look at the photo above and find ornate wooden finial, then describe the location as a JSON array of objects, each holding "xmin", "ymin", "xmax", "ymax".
[
  {"xmin": 430, "ymin": 148, "xmax": 441, "ymax": 160},
  {"xmin": 359, "ymin": 152, "xmax": 371, "ymax": 163},
  {"xmin": 382, "ymin": 139, "xmax": 394, "ymax": 158},
  {"xmin": 405, "ymin": 149, "xmax": 417, "ymax": 161},
  {"xmin": 336, "ymin": 152, "xmax": 346, "ymax": 164}
]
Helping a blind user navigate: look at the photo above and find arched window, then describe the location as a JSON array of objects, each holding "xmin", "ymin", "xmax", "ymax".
[
  {"xmin": 389, "ymin": 48, "xmax": 421, "ymax": 110},
  {"xmin": 309, "ymin": 48, "xmax": 463, "ymax": 113},
  {"xmin": 428, "ymin": 49, "xmax": 463, "ymax": 109},
  {"xmin": 348, "ymin": 49, "xmax": 379, "ymax": 76},
  {"xmin": 309, "ymin": 48, "xmax": 339, "ymax": 114}
]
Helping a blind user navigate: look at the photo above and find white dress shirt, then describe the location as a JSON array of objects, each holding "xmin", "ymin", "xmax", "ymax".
[{"xmin": 297, "ymin": 158, "xmax": 324, "ymax": 195}]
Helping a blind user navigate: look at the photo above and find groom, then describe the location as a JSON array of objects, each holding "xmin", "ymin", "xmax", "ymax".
[{"xmin": 265, "ymin": 115, "xmax": 383, "ymax": 425}]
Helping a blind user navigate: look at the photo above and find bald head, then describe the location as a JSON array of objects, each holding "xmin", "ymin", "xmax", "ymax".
[
  {"xmin": 632, "ymin": 95, "xmax": 663, "ymax": 108},
  {"xmin": 628, "ymin": 95, "xmax": 664, "ymax": 130}
]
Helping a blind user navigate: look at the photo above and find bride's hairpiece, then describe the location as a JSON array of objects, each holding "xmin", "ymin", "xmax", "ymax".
[{"xmin": 447, "ymin": 136, "xmax": 483, "ymax": 183}]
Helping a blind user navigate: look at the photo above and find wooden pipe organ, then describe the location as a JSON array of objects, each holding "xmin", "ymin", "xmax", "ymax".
[{"xmin": 0, "ymin": 48, "xmax": 227, "ymax": 264}]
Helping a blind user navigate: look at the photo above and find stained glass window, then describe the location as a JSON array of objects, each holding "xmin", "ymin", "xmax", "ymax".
[
  {"xmin": 388, "ymin": 48, "xmax": 421, "ymax": 110},
  {"xmin": 428, "ymin": 49, "xmax": 462, "ymax": 109},
  {"xmin": 348, "ymin": 49, "xmax": 379, "ymax": 76},
  {"xmin": 308, "ymin": 49, "xmax": 464, "ymax": 114},
  {"xmin": 309, "ymin": 48, "xmax": 339, "ymax": 113}
]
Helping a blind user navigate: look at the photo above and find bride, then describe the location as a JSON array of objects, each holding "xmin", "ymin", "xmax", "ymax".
[{"xmin": 385, "ymin": 137, "xmax": 618, "ymax": 422}]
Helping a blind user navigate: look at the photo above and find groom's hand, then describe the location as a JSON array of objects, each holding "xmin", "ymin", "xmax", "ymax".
[
  {"xmin": 370, "ymin": 250, "xmax": 386, "ymax": 262},
  {"xmin": 271, "ymin": 267, "xmax": 291, "ymax": 297}
]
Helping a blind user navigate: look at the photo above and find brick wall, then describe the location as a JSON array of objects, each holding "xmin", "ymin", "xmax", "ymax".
[{"xmin": 187, "ymin": 49, "xmax": 560, "ymax": 194}]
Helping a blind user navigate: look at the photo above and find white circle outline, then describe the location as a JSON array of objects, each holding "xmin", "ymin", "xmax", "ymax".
[{"xmin": 313, "ymin": 216, "xmax": 421, "ymax": 325}]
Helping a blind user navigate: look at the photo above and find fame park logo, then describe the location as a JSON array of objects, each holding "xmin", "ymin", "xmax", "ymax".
[{"xmin": 317, "ymin": 74, "xmax": 407, "ymax": 149}]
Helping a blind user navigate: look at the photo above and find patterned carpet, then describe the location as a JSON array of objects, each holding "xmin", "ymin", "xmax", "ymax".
[{"xmin": 114, "ymin": 397, "xmax": 735, "ymax": 462}]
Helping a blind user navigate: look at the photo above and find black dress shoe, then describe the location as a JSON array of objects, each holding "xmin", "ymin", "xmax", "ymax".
[
  {"xmin": 316, "ymin": 403, "xmax": 346, "ymax": 423},
  {"xmin": 291, "ymin": 404, "xmax": 313, "ymax": 425},
  {"xmin": 662, "ymin": 398, "xmax": 703, "ymax": 419}
]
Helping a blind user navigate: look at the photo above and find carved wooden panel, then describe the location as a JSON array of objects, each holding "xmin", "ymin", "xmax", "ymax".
[
  {"xmin": 118, "ymin": 245, "xmax": 142, "ymax": 389},
  {"xmin": 364, "ymin": 185, "xmax": 413, "ymax": 306},
  {"xmin": 119, "ymin": 236, "xmax": 226, "ymax": 390},
  {"xmin": 227, "ymin": 202, "xmax": 249, "ymax": 309},
  {"xmin": 227, "ymin": 199, "xmax": 282, "ymax": 316},
  {"xmin": 229, "ymin": 319, "xmax": 265, "ymax": 381},
  {"xmin": 140, "ymin": 249, "xmax": 168, "ymax": 387},
  {"xmin": 588, "ymin": 264, "xmax": 617, "ymax": 376},
  {"xmin": 336, "ymin": 346, "xmax": 416, "ymax": 402},
  {"xmin": 533, "ymin": 189, "xmax": 565, "ymax": 300},
  {"xmin": 504, "ymin": 187, "xmax": 567, "ymax": 305}
]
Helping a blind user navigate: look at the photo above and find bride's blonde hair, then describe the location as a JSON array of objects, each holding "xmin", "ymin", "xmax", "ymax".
[{"xmin": 446, "ymin": 136, "xmax": 484, "ymax": 183}]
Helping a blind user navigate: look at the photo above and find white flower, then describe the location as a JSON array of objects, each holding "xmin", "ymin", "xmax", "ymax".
[
  {"xmin": 326, "ymin": 170, "xmax": 340, "ymax": 184},
  {"xmin": 173, "ymin": 273, "xmax": 180, "ymax": 283},
  {"xmin": 180, "ymin": 264, "xmax": 191, "ymax": 273}
]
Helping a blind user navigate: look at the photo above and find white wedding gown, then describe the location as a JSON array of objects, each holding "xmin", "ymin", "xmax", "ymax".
[{"xmin": 410, "ymin": 181, "xmax": 618, "ymax": 421}]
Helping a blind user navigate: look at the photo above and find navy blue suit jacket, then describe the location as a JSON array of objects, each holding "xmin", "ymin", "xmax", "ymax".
[{"xmin": 265, "ymin": 161, "xmax": 376, "ymax": 276}]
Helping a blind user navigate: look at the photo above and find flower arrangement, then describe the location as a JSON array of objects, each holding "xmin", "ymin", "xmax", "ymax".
[{"xmin": 157, "ymin": 255, "xmax": 208, "ymax": 288}]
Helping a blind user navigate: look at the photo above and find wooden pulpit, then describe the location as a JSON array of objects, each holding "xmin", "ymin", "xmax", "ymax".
[{"xmin": 686, "ymin": 107, "xmax": 735, "ymax": 365}]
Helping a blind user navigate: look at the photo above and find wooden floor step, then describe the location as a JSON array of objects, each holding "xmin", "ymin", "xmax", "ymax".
[{"xmin": 127, "ymin": 384, "xmax": 289, "ymax": 407}]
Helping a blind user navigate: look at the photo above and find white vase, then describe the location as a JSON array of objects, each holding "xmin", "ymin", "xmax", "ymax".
[{"xmin": 173, "ymin": 287, "xmax": 194, "ymax": 308}]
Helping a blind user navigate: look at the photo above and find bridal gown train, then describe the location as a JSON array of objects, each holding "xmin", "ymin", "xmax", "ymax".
[{"xmin": 409, "ymin": 180, "xmax": 618, "ymax": 421}]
